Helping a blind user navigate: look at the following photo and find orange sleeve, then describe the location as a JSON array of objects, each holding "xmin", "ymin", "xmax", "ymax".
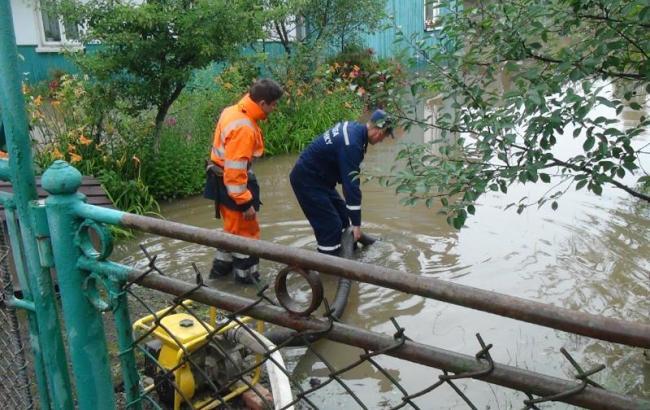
[{"xmin": 223, "ymin": 126, "xmax": 255, "ymax": 205}]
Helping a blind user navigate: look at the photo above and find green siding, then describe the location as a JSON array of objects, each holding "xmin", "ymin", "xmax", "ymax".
[
  {"xmin": 363, "ymin": 0, "xmax": 439, "ymax": 59},
  {"xmin": 16, "ymin": 44, "xmax": 103, "ymax": 84},
  {"xmin": 16, "ymin": 46, "xmax": 80, "ymax": 83}
]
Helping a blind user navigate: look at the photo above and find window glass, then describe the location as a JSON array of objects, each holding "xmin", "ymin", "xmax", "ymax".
[
  {"xmin": 64, "ymin": 20, "xmax": 80, "ymax": 40},
  {"xmin": 424, "ymin": 0, "xmax": 440, "ymax": 31},
  {"xmin": 41, "ymin": 11, "xmax": 61, "ymax": 42}
]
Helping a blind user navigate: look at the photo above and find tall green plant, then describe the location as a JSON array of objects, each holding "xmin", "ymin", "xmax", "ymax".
[
  {"xmin": 262, "ymin": 79, "xmax": 364, "ymax": 154},
  {"xmin": 26, "ymin": 75, "xmax": 161, "ymax": 216},
  {"xmin": 388, "ymin": 0, "xmax": 650, "ymax": 228}
]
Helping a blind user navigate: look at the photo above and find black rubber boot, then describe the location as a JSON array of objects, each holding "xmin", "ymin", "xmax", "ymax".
[
  {"xmin": 234, "ymin": 270, "xmax": 260, "ymax": 285},
  {"xmin": 233, "ymin": 255, "xmax": 260, "ymax": 284},
  {"xmin": 210, "ymin": 258, "xmax": 232, "ymax": 278}
]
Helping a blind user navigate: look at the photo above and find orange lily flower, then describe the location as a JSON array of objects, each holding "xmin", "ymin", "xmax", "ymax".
[
  {"xmin": 69, "ymin": 152, "xmax": 82, "ymax": 163},
  {"xmin": 79, "ymin": 135, "xmax": 92, "ymax": 145}
]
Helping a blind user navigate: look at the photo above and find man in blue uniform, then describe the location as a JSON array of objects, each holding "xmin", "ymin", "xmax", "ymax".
[{"xmin": 290, "ymin": 109, "xmax": 394, "ymax": 255}]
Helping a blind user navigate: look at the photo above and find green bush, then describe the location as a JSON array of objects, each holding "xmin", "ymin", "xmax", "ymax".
[
  {"xmin": 262, "ymin": 83, "xmax": 364, "ymax": 155},
  {"xmin": 142, "ymin": 130, "xmax": 208, "ymax": 199},
  {"xmin": 323, "ymin": 45, "xmax": 407, "ymax": 111}
]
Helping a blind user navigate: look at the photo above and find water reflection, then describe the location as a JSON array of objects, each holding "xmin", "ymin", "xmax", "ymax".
[{"xmin": 114, "ymin": 90, "xmax": 649, "ymax": 407}]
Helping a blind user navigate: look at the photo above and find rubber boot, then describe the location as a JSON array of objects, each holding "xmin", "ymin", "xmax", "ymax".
[
  {"xmin": 210, "ymin": 249, "xmax": 233, "ymax": 278},
  {"xmin": 233, "ymin": 253, "xmax": 260, "ymax": 284}
]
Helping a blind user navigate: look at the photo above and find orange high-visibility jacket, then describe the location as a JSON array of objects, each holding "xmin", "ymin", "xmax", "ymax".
[{"xmin": 210, "ymin": 94, "xmax": 266, "ymax": 208}]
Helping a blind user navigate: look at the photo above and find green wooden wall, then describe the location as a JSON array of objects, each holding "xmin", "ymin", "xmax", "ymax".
[{"xmin": 363, "ymin": 0, "xmax": 439, "ymax": 59}]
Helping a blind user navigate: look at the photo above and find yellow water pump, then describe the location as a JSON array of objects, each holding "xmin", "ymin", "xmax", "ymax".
[{"xmin": 133, "ymin": 302, "xmax": 263, "ymax": 410}]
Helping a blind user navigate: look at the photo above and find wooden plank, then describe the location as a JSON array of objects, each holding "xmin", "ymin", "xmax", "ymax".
[{"xmin": 0, "ymin": 175, "xmax": 113, "ymax": 214}]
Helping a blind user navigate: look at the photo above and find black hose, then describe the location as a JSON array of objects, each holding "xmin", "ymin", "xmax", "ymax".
[{"xmin": 265, "ymin": 230, "xmax": 378, "ymax": 346}]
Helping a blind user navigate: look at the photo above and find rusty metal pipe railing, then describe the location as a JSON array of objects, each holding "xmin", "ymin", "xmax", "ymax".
[
  {"xmin": 112, "ymin": 268, "xmax": 647, "ymax": 410},
  {"xmin": 117, "ymin": 213, "xmax": 650, "ymax": 349}
]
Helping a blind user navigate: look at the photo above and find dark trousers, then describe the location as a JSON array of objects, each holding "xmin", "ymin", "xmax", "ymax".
[{"xmin": 290, "ymin": 164, "xmax": 349, "ymax": 255}]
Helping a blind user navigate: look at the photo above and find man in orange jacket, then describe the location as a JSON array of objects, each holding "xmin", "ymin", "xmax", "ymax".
[{"xmin": 204, "ymin": 78, "xmax": 283, "ymax": 283}]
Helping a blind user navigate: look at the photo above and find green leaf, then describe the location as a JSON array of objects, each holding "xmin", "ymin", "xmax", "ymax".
[
  {"xmin": 452, "ymin": 213, "xmax": 466, "ymax": 229},
  {"xmin": 551, "ymin": 201, "xmax": 558, "ymax": 210},
  {"xmin": 467, "ymin": 204, "xmax": 475, "ymax": 215},
  {"xmin": 583, "ymin": 136, "xmax": 595, "ymax": 152},
  {"xmin": 518, "ymin": 172, "xmax": 528, "ymax": 183},
  {"xmin": 539, "ymin": 173, "xmax": 551, "ymax": 183},
  {"xmin": 575, "ymin": 179, "xmax": 588, "ymax": 191}
]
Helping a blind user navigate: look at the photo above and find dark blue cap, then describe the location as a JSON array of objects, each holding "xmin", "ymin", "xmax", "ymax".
[{"xmin": 370, "ymin": 109, "xmax": 394, "ymax": 137}]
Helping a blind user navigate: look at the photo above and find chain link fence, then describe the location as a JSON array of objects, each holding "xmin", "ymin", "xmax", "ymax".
[
  {"xmin": 1, "ymin": 209, "xmax": 648, "ymax": 409},
  {"xmin": 0, "ymin": 224, "xmax": 35, "ymax": 410},
  {"xmin": 112, "ymin": 245, "xmax": 642, "ymax": 410}
]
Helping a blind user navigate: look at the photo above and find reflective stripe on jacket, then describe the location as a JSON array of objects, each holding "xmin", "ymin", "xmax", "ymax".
[{"xmin": 210, "ymin": 94, "xmax": 266, "ymax": 208}]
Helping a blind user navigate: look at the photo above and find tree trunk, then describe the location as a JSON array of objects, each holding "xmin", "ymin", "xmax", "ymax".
[
  {"xmin": 152, "ymin": 104, "xmax": 170, "ymax": 154},
  {"xmin": 152, "ymin": 84, "xmax": 185, "ymax": 153}
]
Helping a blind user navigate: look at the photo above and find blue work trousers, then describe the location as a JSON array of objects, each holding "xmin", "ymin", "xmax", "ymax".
[{"xmin": 290, "ymin": 164, "xmax": 349, "ymax": 255}]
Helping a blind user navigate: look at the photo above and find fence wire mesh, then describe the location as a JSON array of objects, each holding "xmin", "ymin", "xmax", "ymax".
[
  {"xmin": 116, "ymin": 245, "xmax": 617, "ymax": 410},
  {"xmin": 0, "ymin": 223, "xmax": 35, "ymax": 410}
]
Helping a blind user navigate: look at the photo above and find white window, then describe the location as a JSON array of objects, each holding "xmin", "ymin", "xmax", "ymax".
[
  {"xmin": 424, "ymin": 0, "xmax": 441, "ymax": 32},
  {"xmin": 36, "ymin": 1, "xmax": 82, "ymax": 52}
]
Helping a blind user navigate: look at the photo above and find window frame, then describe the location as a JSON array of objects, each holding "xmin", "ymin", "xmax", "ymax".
[
  {"xmin": 35, "ymin": 1, "xmax": 83, "ymax": 53},
  {"xmin": 424, "ymin": 0, "xmax": 441, "ymax": 32}
]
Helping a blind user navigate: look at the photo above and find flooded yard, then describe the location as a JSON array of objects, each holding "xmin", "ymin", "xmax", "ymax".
[{"xmin": 114, "ymin": 96, "xmax": 650, "ymax": 408}]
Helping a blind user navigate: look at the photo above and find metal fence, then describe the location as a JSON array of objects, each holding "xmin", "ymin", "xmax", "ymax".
[
  {"xmin": 69, "ymin": 201, "xmax": 649, "ymax": 410},
  {"xmin": 114, "ymin": 244, "xmax": 643, "ymax": 410},
  {"xmin": 0, "ymin": 233, "xmax": 34, "ymax": 410}
]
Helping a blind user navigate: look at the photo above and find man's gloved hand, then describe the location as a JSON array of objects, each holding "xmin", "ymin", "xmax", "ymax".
[
  {"xmin": 243, "ymin": 205, "xmax": 256, "ymax": 220},
  {"xmin": 352, "ymin": 226, "xmax": 362, "ymax": 241}
]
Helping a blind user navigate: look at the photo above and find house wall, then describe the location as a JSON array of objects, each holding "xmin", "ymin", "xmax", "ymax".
[
  {"xmin": 363, "ymin": 0, "xmax": 438, "ymax": 59},
  {"xmin": 16, "ymin": 46, "xmax": 83, "ymax": 84},
  {"xmin": 10, "ymin": 0, "xmax": 443, "ymax": 84},
  {"xmin": 11, "ymin": 0, "xmax": 39, "ymax": 45},
  {"xmin": 11, "ymin": 0, "xmax": 84, "ymax": 83}
]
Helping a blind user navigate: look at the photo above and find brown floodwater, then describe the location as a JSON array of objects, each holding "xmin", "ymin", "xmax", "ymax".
[{"xmin": 115, "ymin": 93, "xmax": 650, "ymax": 408}]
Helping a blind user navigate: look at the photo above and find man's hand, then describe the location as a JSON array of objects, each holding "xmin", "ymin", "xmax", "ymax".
[
  {"xmin": 243, "ymin": 206, "xmax": 256, "ymax": 220},
  {"xmin": 352, "ymin": 225, "xmax": 362, "ymax": 241}
]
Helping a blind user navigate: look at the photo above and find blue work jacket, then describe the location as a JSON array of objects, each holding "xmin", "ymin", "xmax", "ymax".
[{"xmin": 294, "ymin": 121, "xmax": 368, "ymax": 226}]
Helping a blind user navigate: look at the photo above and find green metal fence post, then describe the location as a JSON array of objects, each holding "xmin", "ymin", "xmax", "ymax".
[
  {"xmin": 0, "ymin": 2, "xmax": 74, "ymax": 408},
  {"xmin": 107, "ymin": 275, "xmax": 143, "ymax": 409},
  {"xmin": 42, "ymin": 160, "xmax": 116, "ymax": 409}
]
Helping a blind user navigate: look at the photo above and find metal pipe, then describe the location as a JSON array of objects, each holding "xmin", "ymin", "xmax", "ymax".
[
  {"xmin": 7, "ymin": 296, "xmax": 36, "ymax": 312},
  {"xmin": 115, "ymin": 213, "xmax": 650, "ymax": 348},
  {"xmin": 0, "ymin": 159, "xmax": 10, "ymax": 181},
  {"xmin": 0, "ymin": 3, "xmax": 73, "ymax": 408},
  {"xmin": 105, "ymin": 266, "xmax": 646, "ymax": 410}
]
